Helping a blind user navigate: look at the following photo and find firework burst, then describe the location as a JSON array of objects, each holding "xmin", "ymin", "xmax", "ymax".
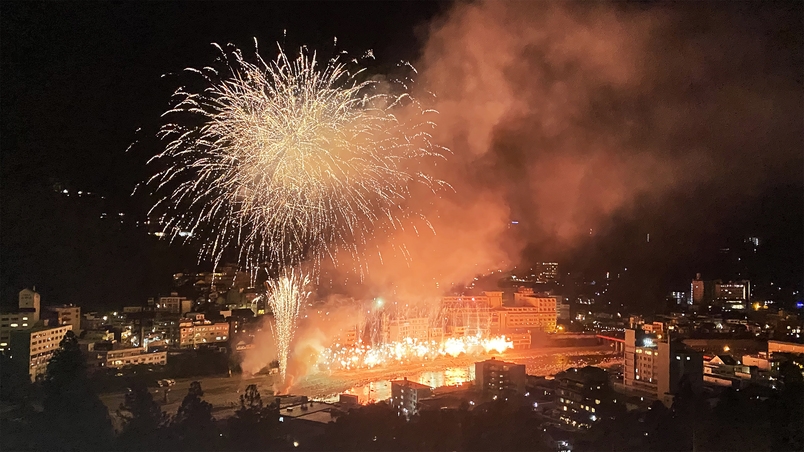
[{"xmin": 148, "ymin": 40, "xmax": 447, "ymax": 278}]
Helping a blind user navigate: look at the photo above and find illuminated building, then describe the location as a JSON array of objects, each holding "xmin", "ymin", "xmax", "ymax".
[
  {"xmin": 383, "ymin": 317, "xmax": 430, "ymax": 343},
  {"xmin": 96, "ymin": 347, "xmax": 167, "ymax": 369},
  {"xmin": 690, "ymin": 273, "xmax": 707, "ymax": 305},
  {"xmin": 557, "ymin": 299, "xmax": 570, "ymax": 321},
  {"xmin": 153, "ymin": 313, "xmax": 181, "ymax": 346},
  {"xmin": 702, "ymin": 354, "xmax": 760, "ymax": 388},
  {"xmin": 554, "ymin": 366, "xmax": 608, "ymax": 429},
  {"xmin": 741, "ymin": 352, "xmax": 780, "ymax": 372},
  {"xmin": 81, "ymin": 312, "xmax": 106, "ymax": 331},
  {"xmin": 390, "ymin": 378, "xmax": 432, "ymax": 417},
  {"xmin": 768, "ymin": 340, "xmax": 804, "ymax": 356},
  {"xmin": 714, "ymin": 280, "xmax": 750, "ymax": 311},
  {"xmin": 0, "ymin": 289, "xmax": 41, "ymax": 351},
  {"xmin": 225, "ymin": 308, "xmax": 260, "ymax": 347},
  {"xmin": 44, "ymin": 305, "xmax": 81, "ymax": 335},
  {"xmin": 82, "ymin": 329, "xmax": 115, "ymax": 343},
  {"xmin": 493, "ymin": 288, "xmax": 558, "ymax": 332},
  {"xmin": 475, "ymin": 357, "xmax": 527, "ymax": 396},
  {"xmin": 332, "ymin": 325, "xmax": 359, "ymax": 347},
  {"xmin": 506, "ymin": 331, "xmax": 532, "ymax": 349},
  {"xmin": 441, "ymin": 296, "xmax": 491, "ymax": 337},
  {"xmin": 484, "ymin": 291, "xmax": 503, "ymax": 308},
  {"xmin": 624, "ymin": 327, "xmax": 703, "ymax": 406},
  {"xmin": 690, "ymin": 274, "xmax": 751, "ymax": 311},
  {"xmin": 179, "ymin": 313, "xmax": 229, "ymax": 348},
  {"xmin": 156, "ymin": 293, "xmax": 193, "ymax": 314},
  {"xmin": 534, "ymin": 262, "xmax": 559, "ymax": 282},
  {"xmin": 8, "ymin": 324, "xmax": 72, "ymax": 382},
  {"xmin": 491, "ymin": 306, "xmax": 556, "ymax": 331}
]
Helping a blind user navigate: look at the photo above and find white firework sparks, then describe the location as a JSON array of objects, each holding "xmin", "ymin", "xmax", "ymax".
[
  {"xmin": 266, "ymin": 270, "xmax": 311, "ymax": 380},
  {"xmin": 320, "ymin": 335, "xmax": 513, "ymax": 371},
  {"xmin": 148, "ymin": 40, "xmax": 446, "ymax": 277}
]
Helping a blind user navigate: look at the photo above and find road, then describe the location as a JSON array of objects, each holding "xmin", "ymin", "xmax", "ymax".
[
  {"xmin": 99, "ymin": 373, "xmax": 277, "ymax": 424},
  {"xmin": 100, "ymin": 344, "xmax": 620, "ymax": 420}
]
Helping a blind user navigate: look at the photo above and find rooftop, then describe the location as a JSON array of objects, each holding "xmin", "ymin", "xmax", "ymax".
[
  {"xmin": 390, "ymin": 378, "xmax": 433, "ymax": 390},
  {"xmin": 555, "ymin": 366, "xmax": 608, "ymax": 384},
  {"xmin": 476, "ymin": 357, "xmax": 523, "ymax": 368}
]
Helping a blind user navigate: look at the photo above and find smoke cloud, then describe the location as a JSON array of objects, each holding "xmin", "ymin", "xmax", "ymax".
[
  {"xmin": 345, "ymin": 0, "xmax": 801, "ymax": 295},
  {"xmin": 246, "ymin": 1, "xmax": 802, "ymax": 388}
]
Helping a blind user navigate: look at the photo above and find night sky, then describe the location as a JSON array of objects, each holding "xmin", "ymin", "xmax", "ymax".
[{"xmin": 1, "ymin": 1, "xmax": 801, "ymax": 311}]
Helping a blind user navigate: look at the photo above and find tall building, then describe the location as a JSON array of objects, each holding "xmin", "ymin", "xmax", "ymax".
[
  {"xmin": 156, "ymin": 294, "xmax": 193, "ymax": 314},
  {"xmin": 534, "ymin": 262, "xmax": 559, "ymax": 282},
  {"xmin": 331, "ymin": 325, "xmax": 360, "ymax": 347},
  {"xmin": 690, "ymin": 273, "xmax": 706, "ymax": 305},
  {"xmin": 44, "ymin": 305, "xmax": 81, "ymax": 334},
  {"xmin": 383, "ymin": 317, "xmax": 430, "ymax": 343},
  {"xmin": 8, "ymin": 324, "xmax": 72, "ymax": 382},
  {"xmin": 390, "ymin": 378, "xmax": 432, "ymax": 417},
  {"xmin": 18, "ymin": 288, "xmax": 41, "ymax": 316},
  {"xmin": 690, "ymin": 274, "xmax": 750, "ymax": 311},
  {"xmin": 554, "ymin": 366, "xmax": 609, "ymax": 429},
  {"xmin": 151, "ymin": 312, "xmax": 182, "ymax": 347},
  {"xmin": 624, "ymin": 327, "xmax": 703, "ymax": 406},
  {"xmin": 557, "ymin": 298, "xmax": 571, "ymax": 321},
  {"xmin": 0, "ymin": 289, "xmax": 42, "ymax": 351},
  {"xmin": 475, "ymin": 357, "xmax": 527, "ymax": 396},
  {"xmin": 441, "ymin": 296, "xmax": 491, "ymax": 337},
  {"xmin": 714, "ymin": 280, "xmax": 750, "ymax": 311},
  {"xmin": 484, "ymin": 291, "xmax": 504, "ymax": 309},
  {"xmin": 492, "ymin": 288, "xmax": 557, "ymax": 332}
]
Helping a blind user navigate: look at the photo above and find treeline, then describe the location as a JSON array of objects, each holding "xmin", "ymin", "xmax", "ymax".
[
  {"xmin": 1, "ymin": 330, "xmax": 802, "ymax": 451},
  {"xmin": 1, "ymin": 331, "xmax": 285, "ymax": 451}
]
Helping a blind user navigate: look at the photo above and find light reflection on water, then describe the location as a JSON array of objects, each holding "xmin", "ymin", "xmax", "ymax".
[
  {"xmin": 321, "ymin": 366, "xmax": 475, "ymax": 404},
  {"xmin": 315, "ymin": 353, "xmax": 618, "ymax": 405}
]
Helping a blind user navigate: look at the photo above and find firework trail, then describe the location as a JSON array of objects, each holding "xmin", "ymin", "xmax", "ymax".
[
  {"xmin": 148, "ymin": 40, "xmax": 447, "ymax": 278},
  {"xmin": 266, "ymin": 270, "xmax": 311, "ymax": 380}
]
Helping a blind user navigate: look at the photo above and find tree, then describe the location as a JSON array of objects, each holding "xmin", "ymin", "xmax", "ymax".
[
  {"xmin": 168, "ymin": 381, "xmax": 219, "ymax": 451},
  {"xmin": 39, "ymin": 330, "xmax": 114, "ymax": 450},
  {"xmin": 116, "ymin": 380, "xmax": 168, "ymax": 450},
  {"xmin": 769, "ymin": 361, "xmax": 804, "ymax": 451},
  {"xmin": 227, "ymin": 384, "xmax": 284, "ymax": 450},
  {"xmin": 0, "ymin": 351, "xmax": 32, "ymax": 403},
  {"xmin": 702, "ymin": 387, "xmax": 772, "ymax": 451},
  {"xmin": 461, "ymin": 399, "xmax": 552, "ymax": 451},
  {"xmin": 313, "ymin": 402, "xmax": 409, "ymax": 451}
]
